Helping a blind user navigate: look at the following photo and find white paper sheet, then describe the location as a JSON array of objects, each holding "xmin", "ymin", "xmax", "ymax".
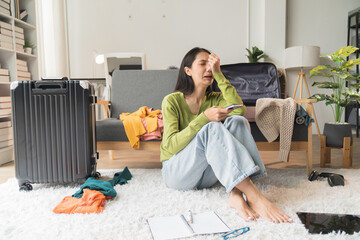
[
  {"xmin": 147, "ymin": 211, "xmax": 231, "ymax": 240},
  {"xmin": 189, "ymin": 211, "xmax": 230, "ymax": 234}
]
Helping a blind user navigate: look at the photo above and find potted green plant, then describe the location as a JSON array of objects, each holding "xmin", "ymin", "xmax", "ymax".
[
  {"xmin": 310, "ymin": 46, "xmax": 360, "ymax": 147},
  {"xmin": 24, "ymin": 40, "xmax": 35, "ymax": 54},
  {"xmin": 245, "ymin": 46, "xmax": 268, "ymax": 63}
]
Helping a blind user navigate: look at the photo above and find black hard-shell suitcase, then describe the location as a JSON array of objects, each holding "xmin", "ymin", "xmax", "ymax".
[
  {"xmin": 212, "ymin": 63, "xmax": 281, "ymax": 106},
  {"xmin": 10, "ymin": 79, "xmax": 100, "ymax": 191}
]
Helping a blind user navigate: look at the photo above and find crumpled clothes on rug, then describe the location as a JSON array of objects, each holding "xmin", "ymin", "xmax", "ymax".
[
  {"xmin": 53, "ymin": 167, "xmax": 132, "ymax": 214},
  {"xmin": 73, "ymin": 167, "xmax": 132, "ymax": 198},
  {"xmin": 53, "ymin": 189, "xmax": 111, "ymax": 214}
]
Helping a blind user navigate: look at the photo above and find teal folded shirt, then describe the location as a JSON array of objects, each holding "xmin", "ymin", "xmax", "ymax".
[{"xmin": 73, "ymin": 167, "xmax": 132, "ymax": 198}]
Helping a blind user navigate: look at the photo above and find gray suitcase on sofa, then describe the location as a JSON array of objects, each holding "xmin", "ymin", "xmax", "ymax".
[{"xmin": 11, "ymin": 79, "xmax": 99, "ymax": 191}]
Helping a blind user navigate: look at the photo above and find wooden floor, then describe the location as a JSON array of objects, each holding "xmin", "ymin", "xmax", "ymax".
[{"xmin": 1, "ymin": 135, "xmax": 359, "ymax": 184}]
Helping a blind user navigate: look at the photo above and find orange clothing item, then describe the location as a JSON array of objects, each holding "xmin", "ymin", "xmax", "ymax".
[
  {"xmin": 53, "ymin": 189, "xmax": 111, "ymax": 214},
  {"xmin": 120, "ymin": 106, "xmax": 162, "ymax": 149}
]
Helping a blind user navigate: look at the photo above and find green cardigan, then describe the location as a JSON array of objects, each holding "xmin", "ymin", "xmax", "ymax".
[{"xmin": 160, "ymin": 72, "xmax": 246, "ymax": 162}]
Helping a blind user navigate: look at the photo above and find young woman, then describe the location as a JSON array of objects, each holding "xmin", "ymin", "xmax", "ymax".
[{"xmin": 160, "ymin": 47, "xmax": 293, "ymax": 223}]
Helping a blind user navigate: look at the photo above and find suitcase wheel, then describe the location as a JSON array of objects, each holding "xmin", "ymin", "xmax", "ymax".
[
  {"xmin": 94, "ymin": 172, "xmax": 101, "ymax": 179},
  {"xmin": 19, "ymin": 183, "xmax": 33, "ymax": 192}
]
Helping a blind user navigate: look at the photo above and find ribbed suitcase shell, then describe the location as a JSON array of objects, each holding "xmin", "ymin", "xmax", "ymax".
[{"xmin": 11, "ymin": 80, "xmax": 98, "ymax": 189}]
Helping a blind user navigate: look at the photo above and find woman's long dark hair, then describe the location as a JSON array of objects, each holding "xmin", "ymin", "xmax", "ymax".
[{"xmin": 174, "ymin": 47, "xmax": 213, "ymax": 95}]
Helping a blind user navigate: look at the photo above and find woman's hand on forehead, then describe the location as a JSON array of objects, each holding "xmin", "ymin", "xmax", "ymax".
[{"xmin": 208, "ymin": 53, "xmax": 221, "ymax": 74}]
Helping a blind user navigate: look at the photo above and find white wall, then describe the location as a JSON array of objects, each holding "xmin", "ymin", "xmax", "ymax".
[
  {"xmin": 249, "ymin": 0, "xmax": 286, "ymax": 66},
  {"xmin": 264, "ymin": 0, "xmax": 286, "ymax": 66},
  {"xmin": 249, "ymin": 0, "xmax": 265, "ymax": 51},
  {"xmin": 37, "ymin": 0, "xmax": 68, "ymax": 78},
  {"xmin": 66, "ymin": 0, "xmax": 249, "ymax": 78},
  {"xmin": 286, "ymin": 0, "xmax": 360, "ymax": 133}
]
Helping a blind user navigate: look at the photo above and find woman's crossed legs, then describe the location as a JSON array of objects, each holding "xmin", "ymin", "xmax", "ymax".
[{"xmin": 162, "ymin": 116, "xmax": 292, "ymax": 223}]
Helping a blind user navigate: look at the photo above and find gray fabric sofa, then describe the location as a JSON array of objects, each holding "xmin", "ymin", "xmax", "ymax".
[{"xmin": 95, "ymin": 68, "xmax": 315, "ymax": 175}]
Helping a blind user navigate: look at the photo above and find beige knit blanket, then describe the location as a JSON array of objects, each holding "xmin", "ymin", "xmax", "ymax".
[{"xmin": 255, "ymin": 98, "xmax": 296, "ymax": 162}]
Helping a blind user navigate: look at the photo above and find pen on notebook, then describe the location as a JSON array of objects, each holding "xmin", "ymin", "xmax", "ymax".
[{"xmin": 187, "ymin": 210, "xmax": 193, "ymax": 224}]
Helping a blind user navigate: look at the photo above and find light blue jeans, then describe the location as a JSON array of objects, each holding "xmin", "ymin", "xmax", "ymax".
[{"xmin": 162, "ymin": 116, "xmax": 267, "ymax": 193}]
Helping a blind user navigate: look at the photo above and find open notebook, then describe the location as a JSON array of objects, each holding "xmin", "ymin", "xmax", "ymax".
[{"xmin": 147, "ymin": 211, "xmax": 231, "ymax": 240}]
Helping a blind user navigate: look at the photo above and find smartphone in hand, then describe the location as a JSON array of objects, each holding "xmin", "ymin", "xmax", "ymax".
[{"xmin": 224, "ymin": 104, "xmax": 244, "ymax": 110}]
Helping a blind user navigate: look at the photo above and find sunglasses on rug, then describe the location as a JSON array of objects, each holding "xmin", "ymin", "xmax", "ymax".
[
  {"xmin": 222, "ymin": 227, "xmax": 250, "ymax": 239},
  {"xmin": 308, "ymin": 170, "xmax": 344, "ymax": 187}
]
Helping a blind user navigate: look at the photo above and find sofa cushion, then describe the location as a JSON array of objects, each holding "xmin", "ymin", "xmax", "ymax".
[
  {"xmin": 96, "ymin": 118, "xmax": 127, "ymax": 141},
  {"xmin": 250, "ymin": 122, "xmax": 308, "ymax": 142},
  {"xmin": 110, "ymin": 70, "xmax": 179, "ymax": 118},
  {"xmin": 96, "ymin": 118, "xmax": 308, "ymax": 142},
  {"xmin": 96, "ymin": 118, "xmax": 163, "ymax": 142},
  {"xmin": 244, "ymin": 106, "xmax": 256, "ymax": 122}
]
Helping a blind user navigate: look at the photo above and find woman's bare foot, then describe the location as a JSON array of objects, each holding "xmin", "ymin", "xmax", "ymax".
[
  {"xmin": 236, "ymin": 178, "xmax": 293, "ymax": 223},
  {"xmin": 228, "ymin": 188, "xmax": 259, "ymax": 221}
]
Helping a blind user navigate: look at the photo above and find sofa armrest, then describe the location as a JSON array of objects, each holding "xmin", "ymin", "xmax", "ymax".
[{"xmin": 97, "ymin": 100, "xmax": 111, "ymax": 119}]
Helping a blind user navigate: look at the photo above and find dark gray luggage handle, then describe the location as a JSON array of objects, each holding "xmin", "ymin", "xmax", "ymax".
[
  {"xmin": 35, "ymin": 77, "xmax": 68, "ymax": 89},
  {"xmin": 35, "ymin": 81, "xmax": 66, "ymax": 89},
  {"xmin": 32, "ymin": 80, "xmax": 68, "ymax": 94}
]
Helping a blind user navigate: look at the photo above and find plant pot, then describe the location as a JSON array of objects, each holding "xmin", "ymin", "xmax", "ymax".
[
  {"xmin": 323, "ymin": 122, "xmax": 352, "ymax": 148},
  {"xmin": 24, "ymin": 47, "xmax": 32, "ymax": 54}
]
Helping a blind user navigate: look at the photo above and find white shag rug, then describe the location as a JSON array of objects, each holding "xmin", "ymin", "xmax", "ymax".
[{"xmin": 0, "ymin": 167, "xmax": 359, "ymax": 240}]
